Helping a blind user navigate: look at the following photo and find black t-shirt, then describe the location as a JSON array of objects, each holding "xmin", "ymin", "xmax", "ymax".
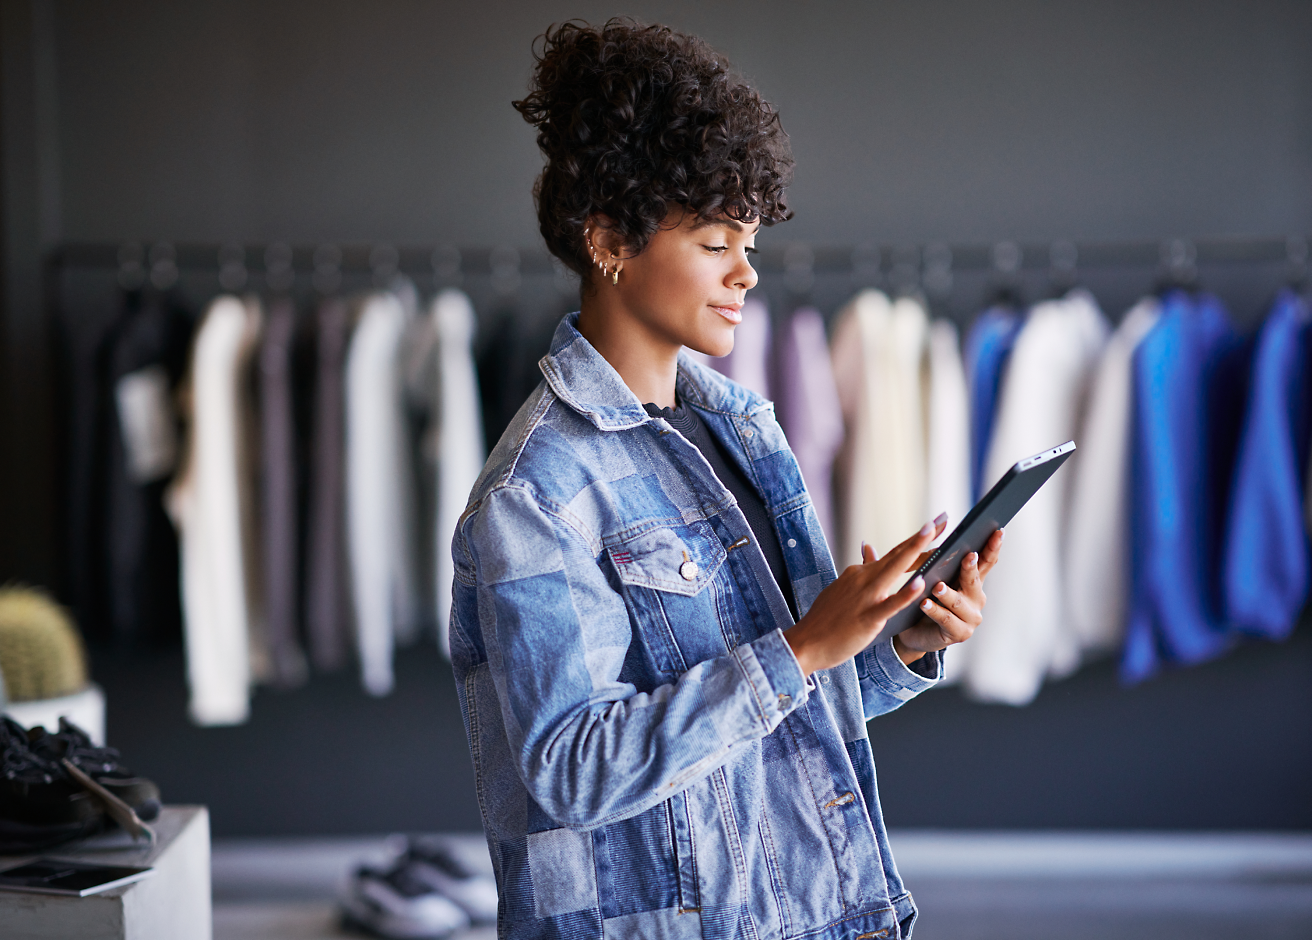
[{"xmin": 644, "ymin": 400, "xmax": 798, "ymax": 620}]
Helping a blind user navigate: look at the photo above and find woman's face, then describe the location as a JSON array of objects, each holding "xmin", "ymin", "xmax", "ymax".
[{"xmin": 599, "ymin": 210, "xmax": 760, "ymax": 358}]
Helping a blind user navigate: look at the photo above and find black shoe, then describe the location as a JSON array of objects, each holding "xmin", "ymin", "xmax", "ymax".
[
  {"xmin": 26, "ymin": 718, "xmax": 161, "ymax": 821},
  {"xmin": 0, "ymin": 717, "xmax": 106, "ymax": 851}
]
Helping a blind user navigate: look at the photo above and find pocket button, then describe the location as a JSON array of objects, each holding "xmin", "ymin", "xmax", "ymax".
[{"xmin": 679, "ymin": 560, "xmax": 699, "ymax": 581}]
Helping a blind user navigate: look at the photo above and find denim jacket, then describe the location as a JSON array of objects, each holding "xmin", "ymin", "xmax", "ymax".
[{"xmin": 451, "ymin": 313, "xmax": 942, "ymax": 940}]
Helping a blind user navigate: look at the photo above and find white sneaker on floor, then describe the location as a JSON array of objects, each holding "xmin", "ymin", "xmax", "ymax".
[
  {"xmin": 405, "ymin": 837, "xmax": 499, "ymax": 925},
  {"xmin": 338, "ymin": 861, "xmax": 469, "ymax": 939}
]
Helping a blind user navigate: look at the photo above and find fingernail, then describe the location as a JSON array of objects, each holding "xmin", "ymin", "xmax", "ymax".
[
  {"xmin": 933, "ymin": 582, "xmax": 946, "ymax": 596},
  {"xmin": 933, "ymin": 511, "xmax": 948, "ymax": 527},
  {"xmin": 919, "ymin": 521, "xmax": 934, "ymax": 537},
  {"xmin": 910, "ymin": 576, "xmax": 925, "ymax": 593},
  {"xmin": 921, "ymin": 598, "xmax": 933, "ymax": 611},
  {"xmin": 861, "ymin": 540, "xmax": 868, "ymax": 557},
  {"xmin": 998, "ymin": 528, "xmax": 1006, "ymax": 541},
  {"xmin": 966, "ymin": 553, "xmax": 977, "ymax": 566}
]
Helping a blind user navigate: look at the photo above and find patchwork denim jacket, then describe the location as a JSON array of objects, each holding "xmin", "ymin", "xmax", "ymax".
[{"xmin": 451, "ymin": 313, "xmax": 943, "ymax": 940}]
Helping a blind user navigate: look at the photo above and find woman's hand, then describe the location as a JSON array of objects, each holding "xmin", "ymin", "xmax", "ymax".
[
  {"xmin": 892, "ymin": 528, "xmax": 1005, "ymax": 664},
  {"xmin": 783, "ymin": 514, "xmax": 949, "ymax": 677}
]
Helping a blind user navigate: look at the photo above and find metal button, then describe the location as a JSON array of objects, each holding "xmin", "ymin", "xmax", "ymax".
[
  {"xmin": 787, "ymin": 538, "xmax": 797, "ymax": 548},
  {"xmin": 679, "ymin": 560, "xmax": 699, "ymax": 580}
]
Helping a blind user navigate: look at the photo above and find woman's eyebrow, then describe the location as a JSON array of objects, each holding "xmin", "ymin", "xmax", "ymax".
[{"xmin": 690, "ymin": 218, "xmax": 744, "ymax": 233}]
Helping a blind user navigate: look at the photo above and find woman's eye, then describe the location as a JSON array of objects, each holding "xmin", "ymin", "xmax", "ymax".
[
  {"xmin": 745, "ymin": 246, "xmax": 759, "ymax": 255},
  {"xmin": 703, "ymin": 245, "xmax": 728, "ymax": 254}
]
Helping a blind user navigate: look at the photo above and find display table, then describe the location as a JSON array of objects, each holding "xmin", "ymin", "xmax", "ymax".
[{"xmin": 0, "ymin": 805, "xmax": 210, "ymax": 940}]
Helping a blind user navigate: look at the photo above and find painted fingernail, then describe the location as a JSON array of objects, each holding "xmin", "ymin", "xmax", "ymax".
[
  {"xmin": 998, "ymin": 528, "xmax": 1006, "ymax": 541},
  {"xmin": 933, "ymin": 511, "xmax": 948, "ymax": 528},
  {"xmin": 910, "ymin": 576, "xmax": 925, "ymax": 593},
  {"xmin": 933, "ymin": 582, "xmax": 946, "ymax": 596},
  {"xmin": 966, "ymin": 553, "xmax": 977, "ymax": 566},
  {"xmin": 921, "ymin": 599, "xmax": 934, "ymax": 611},
  {"xmin": 919, "ymin": 521, "xmax": 934, "ymax": 537},
  {"xmin": 861, "ymin": 540, "xmax": 868, "ymax": 558}
]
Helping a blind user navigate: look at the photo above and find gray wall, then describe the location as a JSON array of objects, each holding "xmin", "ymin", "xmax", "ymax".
[
  {"xmin": 49, "ymin": 0, "xmax": 1312, "ymax": 247},
  {"xmin": 3, "ymin": 0, "xmax": 1311, "ymax": 835}
]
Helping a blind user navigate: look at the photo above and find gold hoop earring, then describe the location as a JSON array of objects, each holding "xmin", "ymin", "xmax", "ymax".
[{"xmin": 611, "ymin": 264, "xmax": 621, "ymax": 286}]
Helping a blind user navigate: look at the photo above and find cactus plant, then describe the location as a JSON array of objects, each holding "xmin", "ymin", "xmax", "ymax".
[{"xmin": 0, "ymin": 586, "xmax": 88, "ymax": 702}]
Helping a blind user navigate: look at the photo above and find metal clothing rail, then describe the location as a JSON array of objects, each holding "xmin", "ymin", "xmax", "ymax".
[{"xmin": 48, "ymin": 234, "xmax": 1310, "ymax": 279}]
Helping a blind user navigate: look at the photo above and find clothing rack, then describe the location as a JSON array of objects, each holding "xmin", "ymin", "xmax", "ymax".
[
  {"xmin": 48, "ymin": 235, "xmax": 1310, "ymax": 331},
  {"xmin": 48, "ymin": 234, "xmax": 1309, "ymax": 281}
]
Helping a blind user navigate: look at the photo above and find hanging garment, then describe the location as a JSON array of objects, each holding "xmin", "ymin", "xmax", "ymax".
[
  {"xmin": 476, "ymin": 304, "xmax": 558, "ymax": 453},
  {"xmin": 165, "ymin": 295, "xmax": 264, "ymax": 726},
  {"xmin": 924, "ymin": 319, "xmax": 972, "ymax": 539},
  {"xmin": 345, "ymin": 292, "xmax": 420, "ymax": 696},
  {"xmin": 431, "ymin": 290, "xmax": 485, "ymax": 658},
  {"xmin": 964, "ymin": 307, "xmax": 1024, "ymax": 500},
  {"xmin": 711, "ymin": 297, "xmax": 772, "ymax": 399},
  {"xmin": 102, "ymin": 289, "xmax": 193, "ymax": 647},
  {"xmin": 773, "ymin": 306, "xmax": 844, "ymax": 544},
  {"xmin": 1223, "ymin": 290, "xmax": 1312, "ymax": 640},
  {"xmin": 1063, "ymin": 297, "xmax": 1162, "ymax": 665},
  {"xmin": 305, "ymin": 297, "xmax": 352, "ymax": 672},
  {"xmin": 832, "ymin": 290, "xmax": 929, "ymax": 564},
  {"xmin": 257, "ymin": 296, "xmax": 308, "ymax": 687},
  {"xmin": 1123, "ymin": 291, "xmax": 1248, "ymax": 683},
  {"xmin": 962, "ymin": 290, "xmax": 1108, "ymax": 705}
]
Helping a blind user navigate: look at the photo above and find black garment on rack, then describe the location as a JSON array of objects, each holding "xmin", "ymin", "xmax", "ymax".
[
  {"xmin": 643, "ymin": 400, "xmax": 798, "ymax": 621},
  {"xmin": 80, "ymin": 289, "xmax": 192, "ymax": 646}
]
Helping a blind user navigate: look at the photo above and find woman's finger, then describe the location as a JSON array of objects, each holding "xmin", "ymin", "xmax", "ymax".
[
  {"xmin": 976, "ymin": 528, "xmax": 1005, "ymax": 578},
  {"xmin": 870, "ymin": 573, "xmax": 925, "ymax": 622},
  {"xmin": 928, "ymin": 580, "xmax": 980, "ymax": 624},
  {"xmin": 957, "ymin": 551, "xmax": 983, "ymax": 596},
  {"xmin": 916, "ymin": 596, "xmax": 974, "ymax": 643},
  {"xmin": 874, "ymin": 519, "xmax": 941, "ymax": 593}
]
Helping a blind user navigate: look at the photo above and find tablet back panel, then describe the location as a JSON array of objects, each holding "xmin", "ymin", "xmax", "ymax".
[{"xmin": 881, "ymin": 440, "xmax": 1076, "ymax": 639}]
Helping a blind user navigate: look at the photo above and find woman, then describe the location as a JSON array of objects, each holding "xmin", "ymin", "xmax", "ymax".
[{"xmin": 451, "ymin": 19, "xmax": 1004, "ymax": 940}]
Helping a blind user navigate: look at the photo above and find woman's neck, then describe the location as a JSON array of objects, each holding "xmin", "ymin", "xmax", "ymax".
[{"xmin": 576, "ymin": 295, "xmax": 680, "ymax": 409}]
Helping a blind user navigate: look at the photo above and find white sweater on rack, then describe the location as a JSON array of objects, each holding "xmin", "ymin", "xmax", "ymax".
[{"xmin": 962, "ymin": 290, "xmax": 1108, "ymax": 705}]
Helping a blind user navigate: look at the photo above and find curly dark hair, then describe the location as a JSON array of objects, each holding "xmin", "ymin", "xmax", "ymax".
[{"xmin": 513, "ymin": 18, "xmax": 793, "ymax": 281}]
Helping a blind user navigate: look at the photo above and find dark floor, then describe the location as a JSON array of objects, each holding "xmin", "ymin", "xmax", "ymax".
[{"xmin": 210, "ymin": 831, "xmax": 1312, "ymax": 940}]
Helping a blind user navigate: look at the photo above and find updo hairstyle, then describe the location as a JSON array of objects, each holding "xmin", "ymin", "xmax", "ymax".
[{"xmin": 512, "ymin": 18, "xmax": 794, "ymax": 283}]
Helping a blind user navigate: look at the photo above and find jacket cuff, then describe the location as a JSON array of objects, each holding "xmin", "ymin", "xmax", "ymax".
[
  {"xmin": 867, "ymin": 638, "xmax": 942, "ymax": 702},
  {"xmin": 736, "ymin": 628, "xmax": 810, "ymax": 730}
]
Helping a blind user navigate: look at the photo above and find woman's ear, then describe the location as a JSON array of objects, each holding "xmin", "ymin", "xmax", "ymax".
[{"xmin": 585, "ymin": 215, "xmax": 626, "ymax": 261}]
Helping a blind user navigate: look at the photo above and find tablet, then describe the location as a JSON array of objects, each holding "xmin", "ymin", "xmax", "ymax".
[{"xmin": 882, "ymin": 440, "xmax": 1076, "ymax": 639}]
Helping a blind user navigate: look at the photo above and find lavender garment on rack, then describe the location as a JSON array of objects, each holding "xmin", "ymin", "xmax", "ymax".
[
  {"xmin": 710, "ymin": 297, "xmax": 772, "ymax": 398},
  {"xmin": 305, "ymin": 297, "xmax": 352, "ymax": 672},
  {"xmin": 772, "ymin": 306, "xmax": 843, "ymax": 543},
  {"xmin": 258, "ymin": 297, "xmax": 308, "ymax": 687}
]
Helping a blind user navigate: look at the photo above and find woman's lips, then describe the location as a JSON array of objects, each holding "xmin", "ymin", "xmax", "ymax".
[{"xmin": 710, "ymin": 304, "xmax": 743, "ymax": 324}]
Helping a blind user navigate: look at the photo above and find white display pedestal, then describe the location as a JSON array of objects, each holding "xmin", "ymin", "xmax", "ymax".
[
  {"xmin": 4, "ymin": 683, "xmax": 107, "ymax": 745},
  {"xmin": 0, "ymin": 805, "xmax": 211, "ymax": 940}
]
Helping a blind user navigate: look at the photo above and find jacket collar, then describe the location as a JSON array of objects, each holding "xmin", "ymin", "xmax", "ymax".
[{"xmin": 538, "ymin": 312, "xmax": 769, "ymax": 432}]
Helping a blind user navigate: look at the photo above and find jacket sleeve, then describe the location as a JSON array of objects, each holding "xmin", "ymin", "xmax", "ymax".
[
  {"xmin": 465, "ymin": 482, "xmax": 810, "ymax": 829},
  {"xmin": 856, "ymin": 639, "xmax": 943, "ymax": 719}
]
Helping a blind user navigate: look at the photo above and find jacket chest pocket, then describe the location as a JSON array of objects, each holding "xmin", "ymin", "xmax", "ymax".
[{"xmin": 608, "ymin": 524, "xmax": 732, "ymax": 677}]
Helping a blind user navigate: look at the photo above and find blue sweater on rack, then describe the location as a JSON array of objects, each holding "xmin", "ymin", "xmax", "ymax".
[
  {"xmin": 1123, "ymin": 291, "xmax": 1249, "ymax": 683},
  {"xmin": 1223, "ymin": 289, "xmax": 1312, "ymax": 640}
]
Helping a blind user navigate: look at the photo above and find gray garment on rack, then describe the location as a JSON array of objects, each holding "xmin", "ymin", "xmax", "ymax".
[
  {"xmin": 259, "ymin": 296, "xmax": 308, "ymax": 686},
  {"xmin": 305, "ymin": 297, "xmax": 352, "ymax": 671}
]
